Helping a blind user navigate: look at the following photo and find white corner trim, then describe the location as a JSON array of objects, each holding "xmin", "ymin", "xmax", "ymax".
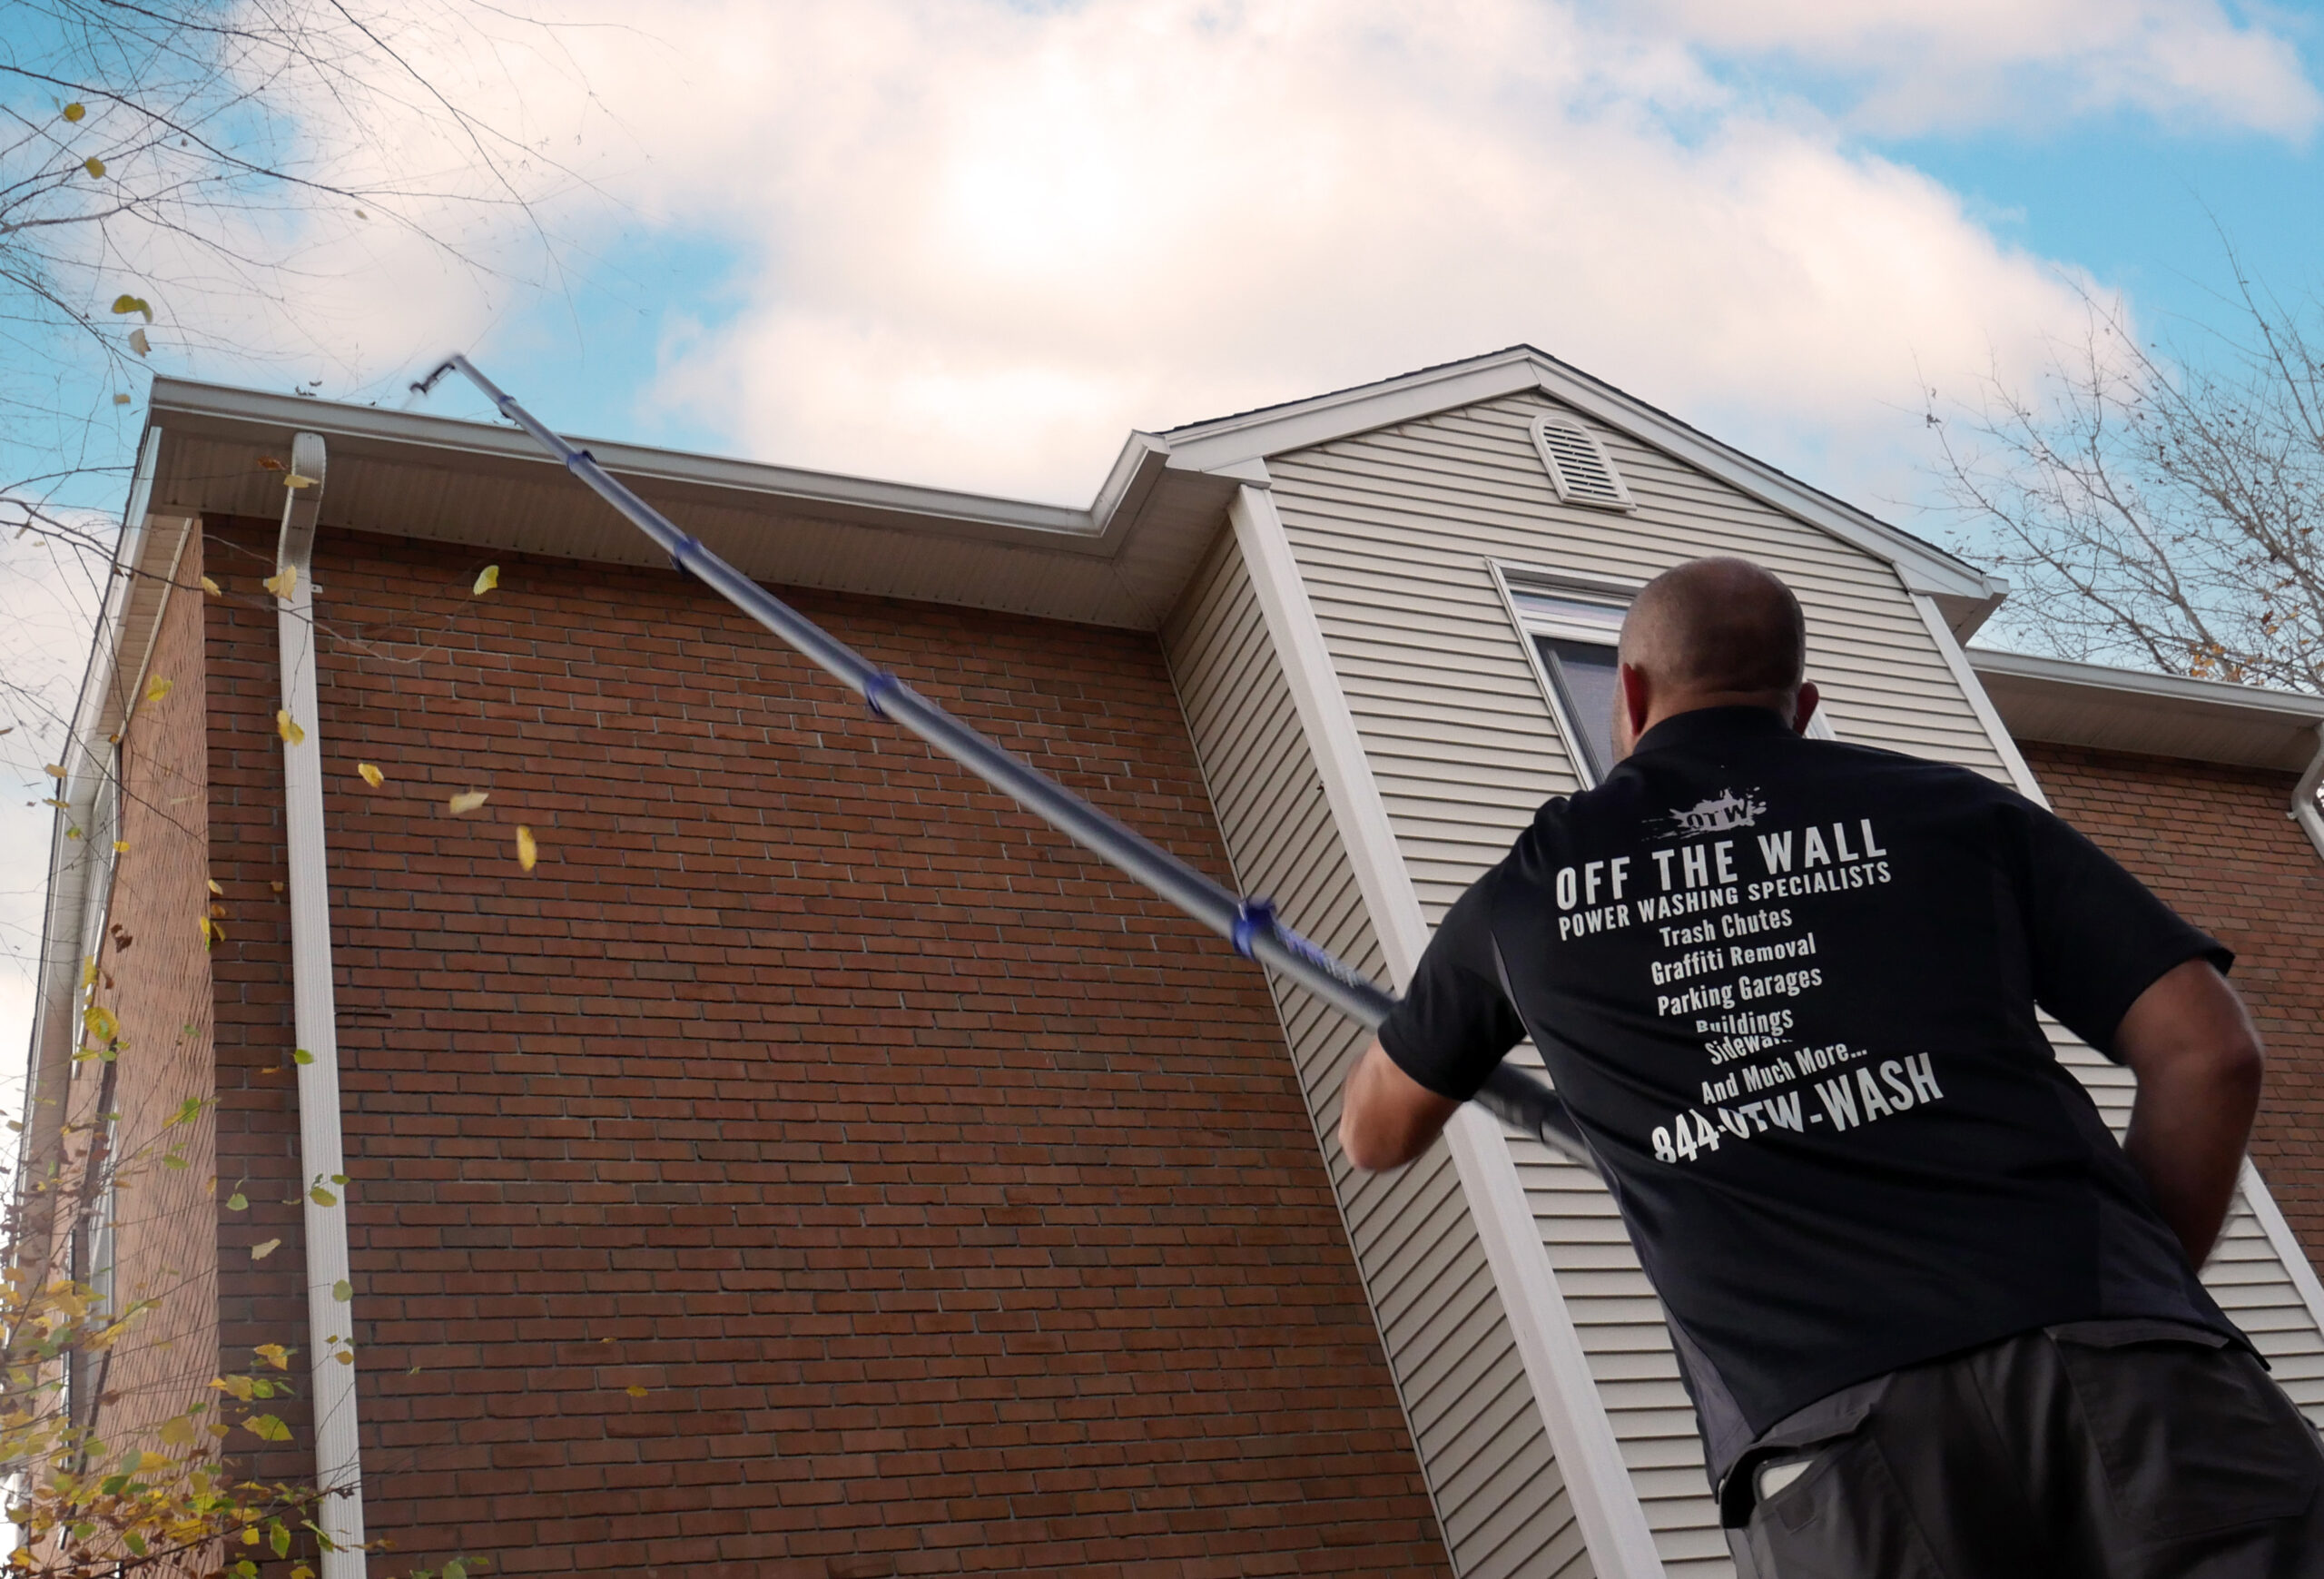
[
  {"xmin": 1229, "ymin": 484, "xmax": 1667, "ymax": 1579},
  {"xmin": 274, "ymin": 433, "xmax": 367, "ymax": 1577},
  {"xmin": 2291, "ymin": 725, "xmax": 2324, "ymax": 864},
  {"xmin": 1910, "ymin": 594, "xmax": 2048, "ymax": 804},
  {"xmin": 1916, "ymin": 596, "xmax": 2324, "ymax": 1337}
]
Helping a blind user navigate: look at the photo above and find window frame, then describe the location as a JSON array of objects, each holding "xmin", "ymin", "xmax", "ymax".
[{"xmin": 1491, "ymin": 563, "xmax": 1641, "ymax": 789}]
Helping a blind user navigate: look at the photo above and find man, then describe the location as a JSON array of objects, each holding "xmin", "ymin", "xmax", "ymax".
[{"xmin": 1339, "ymin": 557, "xmax": 2322, "ymax": 1577}]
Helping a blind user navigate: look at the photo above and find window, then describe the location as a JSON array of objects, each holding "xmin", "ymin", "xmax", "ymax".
[
  {"xmin": 1511, "ymin": 587, "xmax": 1629, "ymax": 784},
  {"xmin": 1531, "ymin": 414, "xmax": 1635, "ymax": 511}
]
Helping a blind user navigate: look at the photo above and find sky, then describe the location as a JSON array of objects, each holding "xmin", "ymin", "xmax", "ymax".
[{"xmin": 3, "ymin": 0, "xmax": 2321, "ymax": 1069}]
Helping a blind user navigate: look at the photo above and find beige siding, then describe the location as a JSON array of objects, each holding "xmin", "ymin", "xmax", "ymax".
[
  {"xmin": 1162, "ymin": 527, "xmax": 1591, "ymax": 1579},
  {"xmin": 1265, "ymin": 388, "xmax": 2324, "ymax": 1576}
]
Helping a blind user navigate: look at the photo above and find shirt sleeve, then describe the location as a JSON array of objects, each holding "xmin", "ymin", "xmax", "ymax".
[
  {"xmin": 2015, "ymin": 797, "xmax": 2232, "ymax": 1060},
  {"xmin": 1377, "ymin": 873, "xmax": 1527, "ymax": 1101}
]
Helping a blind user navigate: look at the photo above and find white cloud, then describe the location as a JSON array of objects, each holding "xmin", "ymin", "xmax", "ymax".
[
  {"xmin": 1623, "ymin": 0, "xmax": 2322, "ymax": 139},
  {"xmin": 498, "ymin": 0, "xmax": 2111, "ymax": 508}
]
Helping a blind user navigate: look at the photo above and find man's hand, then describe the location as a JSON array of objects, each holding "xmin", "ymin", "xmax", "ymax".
[
  {"xmin": 1340, "ymin": 1041, "xmax": 1462, "ymax": 1170},
  {"xmin": 2115, "ymin": 958, "xmax": 2264, "ymax": 1268}
]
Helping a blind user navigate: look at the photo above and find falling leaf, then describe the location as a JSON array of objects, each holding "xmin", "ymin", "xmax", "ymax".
[
  {"xmin": 62, "ymin": 103, "xmax": 85, "ymax": 123},
  {"xmin": 276, "ymin": 710, "xmax": 306, "ymax": 745},
  {"xmin": 261, "ymin": 565, "xmax": 298, "ymax": 600},
  {"xmin": 144, "ymin": 672, "xmax": 173, "ymax": 702},
  {"xmin": 448, "ymin": 790, "xmax": 488, "ymax": 815},
  {"xmin": 357, "ymin": 763, "xmax": 384, "ymax": 788},
  {"xmin": 292, "ymin": 1048, "xmax": 314, "ymax": 1065},
  {"xmin": 251, "ymin": 1239, "xmax": 281, "ymax": 1261},
  {"xmin": 515, "ymin": 825, "xmax": 537, "ymax": 871},
  {"xmin": 128, "ymin": 328, "xmax": 149, "ymax": 357},
  {"xmin": 310, "ymin": 1185, "xmax": 336, "ymax": 1207},
  {"xmin": 625, "ymin": 1385, "xmax": 647, "ymax": 1398},
  {"xmin": 109, "ymin": 294, "xmax": 151, "ymax": 322},
  {"xmin": 254, "ymin": 1343, "xmax": 290, "ymax": 1370},
  {"xmin": 84, "ymin": 156, "xmax": 105, "ymax": 178},
  {"xmin": 258, "ymin": 457, "xmax": 286, "ymax": 472},
  {"xmin": 42, "ymin": 797, "xmax": 69, "ymax": 810},
  {"xmin": 444, "ymin": 1563, "xmax": 468, "ymax": 1579},
  {"xmin": 112, "ymin": 840, "xmax": 128, "ymax": 854},
  {"xmin": 44, "ymin": 764, "xmax": 64, "ymax": 779},
  {"xmin": 472, "ymin": 564, "xmax": 499, "ymax": 596},
  {"xmin": 226, "ymin": 1192, "xmax": 248, "ymax": 1211},
  {"xmin": 243, "ymin": 1414, "xmax": 290, "ymax": 1442},
  {"xmin": 113, "ymin": 393, "xmax": 131, "ymax": 406},
  {"xmin": 331, "ymin": 1279, "xmax": 352, "ymax": 1302},
  {"xmin": 82, "ymin": 957, "xmax": 97, "ymax": 988},
  {"xmin": 356, "ymin": 208, "xmax": 369, "ymax": 219},
  {"xmin": 200, "ymin": 575, "xmax": 222, "ymax": 597},
  {"xmin": 284, "ymin": 473, "xmax": 316, "ymax": 489}
]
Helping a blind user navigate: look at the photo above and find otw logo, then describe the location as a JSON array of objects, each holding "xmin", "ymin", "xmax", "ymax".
[{"xmin": 1659, "ymin": 788, "xmax": 1767, "ymax": 839}]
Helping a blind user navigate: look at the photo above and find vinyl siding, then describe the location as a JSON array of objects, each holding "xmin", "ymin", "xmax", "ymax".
[
  {"xmin": 1162, "ymin": 527, "xmax": 1591, "ymax": 1579},
  {"xmin": 1265, "ymin": 390, "xmax": 2324, "ymax": 1576}
]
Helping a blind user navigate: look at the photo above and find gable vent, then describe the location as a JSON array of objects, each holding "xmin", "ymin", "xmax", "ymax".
[{"xmin": 1531, "ymin": 413, "xmax": 1636, "ymax": 511}]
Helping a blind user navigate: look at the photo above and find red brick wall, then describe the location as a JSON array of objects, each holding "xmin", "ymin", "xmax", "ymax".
[
  {"xmin": 202, "ymin": 517, "xmax": 1450, "ymax": 1578},
  {"xmin": 2020, "ymin": 742, "xmax": 2324, "ymax": 1268},
  {"xmin": 86, "ymin": 523, "xmax": 222, "ymax": 1459}
]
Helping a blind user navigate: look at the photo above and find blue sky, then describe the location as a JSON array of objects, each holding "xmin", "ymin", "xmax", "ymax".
[{"xmin": 4, "ymin": 0, "xmax": 2322, "ymax": 1045}]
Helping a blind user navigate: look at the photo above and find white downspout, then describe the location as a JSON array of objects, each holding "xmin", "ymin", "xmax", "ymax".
[
  {"xmin": 272, "ymin": 431, "xmax": 366, "ymax": 1574},
  {"xmin": 2290, "ymin": 723, "xmax": 2324, "ymax": 863}
]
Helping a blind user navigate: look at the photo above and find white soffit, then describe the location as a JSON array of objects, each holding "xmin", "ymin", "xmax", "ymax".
[
  {"xmin": 1163, "ymin": 346, "xmax": 2007, "ymax": 628},
  {"xmin": 143, "ymin": 380, "xmax": 1241, "ymax": 632},
  {"xmin": 1969, "ymin": 649, "xmax": 2324, "ymax": 773}
]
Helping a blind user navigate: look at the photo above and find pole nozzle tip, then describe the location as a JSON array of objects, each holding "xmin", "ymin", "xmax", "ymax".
[{"xmin": 408, "ymin": 356, "xmax": 462, "ymax": 399}]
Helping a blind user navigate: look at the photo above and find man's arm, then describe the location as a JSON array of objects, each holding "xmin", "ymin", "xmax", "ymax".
[
  {"xmin": 2113, "ymin": 958, "xmax": 2264, "ymax": 1268},
  {"xmin": 1341, "ymin": 1041, "xmax": 1462, "ymax": 1171}
]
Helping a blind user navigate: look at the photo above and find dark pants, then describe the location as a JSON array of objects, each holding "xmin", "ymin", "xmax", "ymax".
[{"xmin": 1724, "ymin": 1322, "xmax": 2324, "ymax": 1578}]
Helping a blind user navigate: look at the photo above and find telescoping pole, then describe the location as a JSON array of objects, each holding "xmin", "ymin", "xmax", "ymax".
[{"xmin": 410, "ymin": 354, "xmax": 1592, "ymax": 1170}]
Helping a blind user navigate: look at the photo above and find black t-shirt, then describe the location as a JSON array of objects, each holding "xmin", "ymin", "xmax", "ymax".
[{"xmin": 1379, "ymin": 706, "xmax": 2239, "ymax": 1476}]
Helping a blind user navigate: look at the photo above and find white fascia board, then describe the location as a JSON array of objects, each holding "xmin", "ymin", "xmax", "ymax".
[
  {"xmin": 1166, "ymin": 347, "xmax": 2004, "ymax": 607},
  {"xmin": 1968, "ymin": 648, "xmax": 2324, "ymax": 723},
  {"xmin": 1230, "ymin": 483, "xmax": 1668, "ymax": 1579}
]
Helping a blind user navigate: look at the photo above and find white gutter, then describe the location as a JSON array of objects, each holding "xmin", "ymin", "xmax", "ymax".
[
  {"xmin": 18, "ymin": 429, "xmax": 162, "ymax": 1239},
  {"xmin": 271, "ymin": 432, "xmax": 365, "ymax": 1574},
  {"xmin": 1230, "ymin": 484, "xmax": 1668, "ymax": 1579}
]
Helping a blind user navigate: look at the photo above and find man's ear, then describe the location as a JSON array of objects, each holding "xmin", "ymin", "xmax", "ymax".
[
  {"xmin": 1613, "ymin": 661, "xmax": 1653, "ymax": 760},
  {"xmin": 1790, "ymin": 681, "xmax": 1821, "ymax": 735}
]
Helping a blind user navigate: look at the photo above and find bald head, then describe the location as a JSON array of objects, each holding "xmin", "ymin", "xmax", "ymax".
[{"xmin": 1620, "ymin": 558, "xmax": 1806, "ymax": 703}]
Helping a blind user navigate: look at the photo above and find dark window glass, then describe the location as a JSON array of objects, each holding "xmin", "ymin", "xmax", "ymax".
[{"xmin": 1535, "ymin": 637, "xmax": 1620, "ymax": 783}]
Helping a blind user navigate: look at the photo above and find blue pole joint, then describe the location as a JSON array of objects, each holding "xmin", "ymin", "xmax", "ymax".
[
  {"xmin": 1230, "ymin": 896, "xmax": 1277, "ymax": 958},
  {"xmin": 864, "ymin": 671, "xmax": 904, "ymax": 721}
]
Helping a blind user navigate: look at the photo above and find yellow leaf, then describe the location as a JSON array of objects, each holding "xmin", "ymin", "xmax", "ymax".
[
  {"xmin": 250, "ymin": 1239, "xmax": 280, "ymax": 1260},
  {"xmin": 112, "ymin": 839, "xmax": 128, "ymax": 853},
  {"xmin": 113, "ymin": 392, "xmax": 130, "ymax": 406},
  {"xmin": 83, "ymin": 156, "xmax": 105, "ymax": 179},
  {"xmin": 331, "ymin": 1279, "xmax": 352, "ymax": 1302},
  {"xmin": 144, "ymin": 672, "xmax": 173, "ymax": 702},
  {"xmin": 357, "ymin": 762, "xmax": 384, "ymax": 788},
  {"xmin": 43, "ymin": 798, "xmax": 69, "ymax": 810},
  {"xmin": 283, "ymin": 473, "xmax": 316, "ymax": 490},
  {"xmin": 515, "ymin": 825, "xmax": 537, "ymax": 872},
  {"xmin": 44, "ymin": 764, "xmax": 64, "ymax": 778},
  {"xmin": 292, "ymin": 1048, "xmax": 314, "ymax": 1065},
  {"xmin": 159, "ymin": 1415, "xmax": 195, "ymax": 1447},
  {"xmin": 625, "ymin": 1385, "xmax": 647, "ymax": 1398},
  {"xmin": 243, "ymin": 1413, "xmax": 290, "ymax": 1442},
  {"xmin": 209, "ymin": 878, "xmax": 222, "ymax": 896},
  {"xmin": 472, "ymin": 564, "xmax": 499, "ymax": 596},
  {"xmin": 309, "ymin": 1185, "xmax": 336, "ymax": 1207},
  {"xmin": 81, "ymin": 957, "xmax": 96, "ymax": 988},
  {"xmin": 262, "ymin": 565, "xmax": 297, "ymax": 600},
  {"xmin": 448, "ymin": 790, "xmax": 488, "ymax": 815},
  {"xmin": 128, "ymin": 327, "xmax": 149, "ymax": 356},
  {"xmin": 253, "ymin": 1343, "xmax": 290, "ymax": 1370},
  {"xmin": 275, "ymin": 710, "xmax": 306, "ymax": 745},
  {"xmin": 62, "ymin": 103, "xmax": 85, "ymax": 123},
  {"xmin": 200, "ymin": 575, "xmax": 222, "ymax": 597},
  {"xmin": 226, "ymin": 1192, "xmax": 248, "ymax": 1211},
  {"xmin": 84, "ymin": 1004, "xmax": 117, "ymax": 1042},
  {"xmin": 109, "ymin": 293, "xmax": 151, "ymax": 322}
]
